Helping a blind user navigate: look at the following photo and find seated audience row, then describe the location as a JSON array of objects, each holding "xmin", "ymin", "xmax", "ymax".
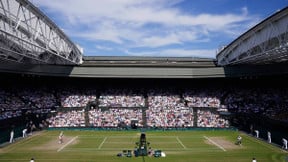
[
  {"xmin": 88, "ymin": 108, "xmax": 143, "ymax": 127},
  {"xmin": 1, "ymin": 87, "xmax": 288, "ymax": 124},
  {"xmin": 48, "ymin": 110, "xmax": 85, "ymax": 127},
  {"xmin": 99, "ymin": 89, "xmax": 145, "ymax": 107},
  {"xmin": 197, "ymin": 110, "xmax": 229, "ymax": 128}
]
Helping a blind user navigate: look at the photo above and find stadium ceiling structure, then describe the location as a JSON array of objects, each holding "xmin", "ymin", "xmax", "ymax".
[
  {"xmin": 217, "ymin": 7, "xmax": 288, "ymax": 66},
  {"xmin": 0, "ymin": 0, "xmax": 83, "ymax": 65}
]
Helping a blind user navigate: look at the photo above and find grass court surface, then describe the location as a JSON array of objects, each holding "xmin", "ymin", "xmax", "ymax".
[{"xmin": 0, "ymin": 130, "xmax": 287, "ymax": 162}]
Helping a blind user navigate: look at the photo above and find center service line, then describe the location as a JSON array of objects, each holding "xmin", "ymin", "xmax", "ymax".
[
  {"xmin": 203, "ymin": 136, "xmax": 226, "ymax": 152},
  {"xmin": 176, "ymin": 136, "xmax": 187, "ymax": 149},
  {"xmin": 98, "ymin": 137, "xmax": 107, "ymax": 149}
]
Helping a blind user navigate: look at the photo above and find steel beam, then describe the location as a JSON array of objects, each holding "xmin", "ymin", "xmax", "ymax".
[
  {"xmin": 217, "ymin": 7, "xmax": 288, "ymax": 66},
  {"xmin": 0, "ymin": 0, "xmax": 82, "ymax": 65}
]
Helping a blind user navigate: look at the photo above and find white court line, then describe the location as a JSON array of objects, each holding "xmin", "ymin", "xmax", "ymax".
[
  {"xmin": 203, "ymin": 136, "xmax": 226, "ymax": 152},
  {"xmin": 176, "ymin": 137, "xmax": 187, "ymax": 149},
  {"xmin": 105, "ymin": 136, "xmax": 180, "ymax": 138},
  {"xmin": 245, "ymin": 135, "xmax": 288, "ymax": 153},
  {"xmin": 98, "ymin": 137, "xmax": 107, "ymax": 149},
  {"xmin": 63, "ymin": 147, "xmax": 221, "ymax": 152},
  {"xmin": 78, "ymin": 136, "xmax": 203, "ymax": 138},
  {"xmin": 57, "ymin": 136, "xmax": 78, "ymax": 152},
  {"xmin": 6, "ymin": 131, "xmax": 48, "ymax": 152}
]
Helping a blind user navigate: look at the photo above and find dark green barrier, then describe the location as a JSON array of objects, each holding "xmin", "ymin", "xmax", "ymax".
[{"xmin": 0, "ymin": 125, "xmax": 26, "ymax": 145}]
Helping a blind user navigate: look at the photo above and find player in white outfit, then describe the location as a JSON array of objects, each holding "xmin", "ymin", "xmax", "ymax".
[
  {"xmin": 58, "ymin": 131, "xmax": 64, "ymax": 144},
  {"xmin": 236, "ymin": 135, "xmax": 242, "ymax": 145}
]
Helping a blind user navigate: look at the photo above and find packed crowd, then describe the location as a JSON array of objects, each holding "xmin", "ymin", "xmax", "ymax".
[
  {"xmin": 197, "ymin": 110, "xmax": 229, "ymax": 128},
  {"xmin": 1, "ymin": 86, "xmax": 288, "ymax": 127},
  {"xmin": 224, "ymin": 88, "xmax": 288, "ymax": 121},
  {"xmin": 0, "ymin": 88, "xmax": 56, "ymax": 120},
  {"xmin": 19, "ymin": 88, "xmax": 57, "ymax": 109},
  {"xmin": 48, "ymin": 110, "xmax": 86, "ymax": 127},
  {"xmin": 146, "ymin": 90, "xmax": 193, "ymax": 127},
  {"xmin": 59, "ymin": 89, "xmax": 97, "ymax": 108},
  {"xmin": 98, "ymin": 89, "xmax": 145, "ymax": 107},
  {"xmin": 88, "ymin": 108, "xmax": 143, "ymax": 127},
  {"xmin": 183, "ymin": 88, "xmax": 225, "ymax": 108}
]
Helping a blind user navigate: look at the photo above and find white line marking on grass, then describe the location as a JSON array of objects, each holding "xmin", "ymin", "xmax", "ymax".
[
  {"xmin": 176, "ymin": 137, "xmax": 187, "ymax": 149},
  {"xmin": 98, "ymin": 137, "xmax": 107, "ymax": 149},
  {"xmin": 63, "ymin": 147, "xmax": 222, "ymax": 152},
  {"xmin": 57, "ymin": 136, "xmax": 78, "ymax": 152},
  {"xmin": 245, "ymin": 135, "xmax": 288, "ymax": 153},
  {"xmin": 78, "ymin": 136, "xmax": 203, "ymax": 139},
  {"xmin": 6, "ymin": 131, "xmax": 48, "ymax": 152},
  {"xmin": 203, "ymin": 136, "xmax": 226, "ymax": 152},
  {"xmin": 106, "ymin": 136, "xmax": 179, "ymax": 138}
]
